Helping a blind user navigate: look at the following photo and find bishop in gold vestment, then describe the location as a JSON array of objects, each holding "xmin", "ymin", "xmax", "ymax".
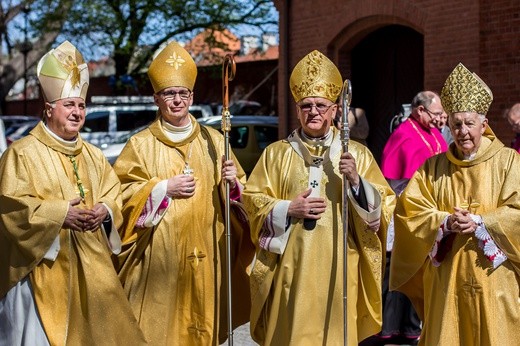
[
  {"xmin": 391, "ymin": 63, "xmax": 520, "ymax": 345},
  {"xmin": 114, "ymin": 42, "xmax": 253, "ymax": 345},
  {"xmin": 243, "ymin": 50, "xmax": 395, "ymax": 345},
  {"xmin": 0, "ymin": 41, "xmax": 146, "ymax": 345}
]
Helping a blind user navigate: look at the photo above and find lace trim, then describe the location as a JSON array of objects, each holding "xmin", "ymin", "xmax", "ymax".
[{"xmin": 430, "ymin": 215, "xmax": 507, "ymax": 269}]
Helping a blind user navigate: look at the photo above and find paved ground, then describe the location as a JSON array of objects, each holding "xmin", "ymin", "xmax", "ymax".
[
  {"xmin": 221, "ymin": 322, "xmax": 256, "ymax": 345},
  {"xmin": 224, "ymin": 323, "xmax": 417, "ymax": 346}
]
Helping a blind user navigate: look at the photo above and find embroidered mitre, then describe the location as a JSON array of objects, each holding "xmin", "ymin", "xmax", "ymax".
[
  {"xmin": 37, "ymin": 40, "xmax": 89, "ymax": 102},
  {"xmin": 440, "ymin": 63, "xmax": 493, "ymax": 115},
  {"xmin": 147, "ymin": 41, "xmax": 197, "ymax": 93},
  {"xmin": 289, "ymin": 50, "xmax": 343, "ymax": 103}
]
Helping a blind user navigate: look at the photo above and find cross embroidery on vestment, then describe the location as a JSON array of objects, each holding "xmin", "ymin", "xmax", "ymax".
[
  {"xmin": 462, "ymin": 276, "xmax": 482, "ymax": 298},
  {"xmin": 187, "ymin": 247, "xmax": 206, "ymax": 268}
]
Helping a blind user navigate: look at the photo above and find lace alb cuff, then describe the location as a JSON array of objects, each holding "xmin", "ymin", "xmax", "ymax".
[{"xmin": 473, "ymin": 215, "xmax": 507, "ymax": 268}]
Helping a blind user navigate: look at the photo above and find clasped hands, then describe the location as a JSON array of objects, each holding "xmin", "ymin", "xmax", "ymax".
[
  {"xmin": 446, "ymin": 207, "xmax": 479, "ymax": 234},
  {"xmin": 64, "ymin": 198, "xmax": 108, "ymax": 232},
  {"xmin": 166, "ymin": 156, "xmax": 237, "ymax": 198}
]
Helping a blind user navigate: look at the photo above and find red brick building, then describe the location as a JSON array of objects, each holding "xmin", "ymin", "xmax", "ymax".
[{"xmin": 274, "ymin": 0, "xmax": 520, "ymax": 161}]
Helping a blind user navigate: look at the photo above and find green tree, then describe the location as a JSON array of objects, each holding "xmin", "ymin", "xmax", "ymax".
[
  {"xmin": 62, "ymin": 0, "xmax": 277, "ymax": 94},
  {"xmin": 0, "ymin": 0, "xmax": 73, "ymax": 113}
]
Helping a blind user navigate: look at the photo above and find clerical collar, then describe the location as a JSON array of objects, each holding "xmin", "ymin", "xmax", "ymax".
[
  {"xmin": 463, "ymin": 153, "xmax": 477, "ymax": 160},
  {"xmin": 300, "ymin": 129, "xmax": 333, "ymax": 147},
  {"xmin": 42, "ymin": 122, "xmax": 77, "ymax": 148},
  {"xmin": 162, "ymin": 118, "xmax": 193, "ymax": 142}
]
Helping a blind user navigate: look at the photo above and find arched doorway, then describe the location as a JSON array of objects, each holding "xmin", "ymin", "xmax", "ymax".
[{"xmin": 348, "ymin": 25, "xmax": 423, "ymax": 163}]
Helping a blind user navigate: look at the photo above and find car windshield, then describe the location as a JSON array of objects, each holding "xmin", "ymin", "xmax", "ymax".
[{"xmin": 113, "ymin": 124, "xmax": 149, "ymax": 144}]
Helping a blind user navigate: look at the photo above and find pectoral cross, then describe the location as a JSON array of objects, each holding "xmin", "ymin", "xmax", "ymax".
[{"xmin": 183, "ymin": 163, "xmax": 194, "ymax": 175}]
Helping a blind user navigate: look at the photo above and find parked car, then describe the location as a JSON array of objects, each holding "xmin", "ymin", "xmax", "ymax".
[
  {"xmin": 6, "ymin": 119, "xmax": 39, "ymax": 145},
  {"xmin": 228, "ymin": 100, "xmax": 263, "ymax": 115},
  {"xmin": 0, "ymin": 118, "xmax": 7, "ymax": 155},
  {"xmin": 189, "ymin": 104, "xmax": 214, "ymax": 119},
  {"xmin": 1, "ymin": 115, "xmax": 40, "ymax": 137},
  {"xmin": 81, "ymin": 96, "xmax": 158, "ymax": 147},
  {"xmin": 100, "ymin": 124, "xmax": 150, "ymax": 164},
  {"xmin": 198, "ymin": 115, "xmax": 278, "ymax": 174}
]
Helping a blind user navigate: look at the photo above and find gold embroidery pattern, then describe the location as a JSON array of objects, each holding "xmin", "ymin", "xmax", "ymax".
[
  {"xmin": 165, "ymin": 52, "xmax": 185, "ymax": 70},
  {"xmin": 360, "ymin": 231, "xmax": 383, "ymax": 281},
  {"xmin": 250, "ymin": 250, "xmax": 277, "ymax": 301},
  {"xmin": 187, "ymin": 247, "xmax": 206, "ymax": 268},
  {"xmin": 441, "ymin": 63, "xmax": 493, "ymax": 115},
  {"xmin": 289, "ymin": 50, "xmax": 342, "ymax": 102}
]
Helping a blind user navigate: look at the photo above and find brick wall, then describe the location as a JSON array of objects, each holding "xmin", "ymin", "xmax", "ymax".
[{"xmin": 275, "ymin": 0, "xmax": 520, "ymax": 149}]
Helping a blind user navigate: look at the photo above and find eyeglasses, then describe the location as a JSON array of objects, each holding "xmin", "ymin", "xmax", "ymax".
[
  {"xmin": 158, "ymin": 89, "xmax": 192, "ymax": 101},
  {"xmin": 298, "ymin": 103, "xmax": 335, "ymax": 114},
  {"xmin": 424, "ymin": 107, "xmax": 443, "ymax": 118}
]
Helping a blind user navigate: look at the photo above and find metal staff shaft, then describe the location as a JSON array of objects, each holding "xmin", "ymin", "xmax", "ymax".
[
  {"xmin": 221, "ymin": 54, "xmax": 236, "ymax": 346},
  {"xmin": 340, "ymin": 79, "xmax": 352, "ymax": 346}
]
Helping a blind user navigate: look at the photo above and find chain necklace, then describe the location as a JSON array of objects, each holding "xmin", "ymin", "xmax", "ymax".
[
  {"xmin": 173, "ymin": 142, "xmax": 194, "ymax": 175},
  {"xmin": 408, "ymin": 119, "xmax": 442, "ymax": 155},
  {"xmin": 68, "ymin": 155, "xmax": 85, "ymax": 201}
]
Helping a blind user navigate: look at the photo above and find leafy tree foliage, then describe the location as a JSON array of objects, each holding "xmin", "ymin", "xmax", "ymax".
[
  {"xmin": 0, "ymin": 0, "xmax": 73, "ymax": 113},
  {"xmin": 0, "ymin": 0, "xmax": 276, "ymax": 110},
  {"xmin": 62, "ymin": 0, "xmax": 277, "ymax": 78}
]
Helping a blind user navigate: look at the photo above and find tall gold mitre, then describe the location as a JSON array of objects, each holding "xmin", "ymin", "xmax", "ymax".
[
  {"xmin": 37, "ymin": 40, "xmax": 89, "ymax": 102},
  {"xmin": 147, "ymin": 41, "xmax": 197, "ymax": 93},
  {"xmin": 289, "ymin": 50, "xmax": 343, "ymax": 103},
  {"xmin": 440, "ymin": 63, "xmax": 493, "ymax": 115}
]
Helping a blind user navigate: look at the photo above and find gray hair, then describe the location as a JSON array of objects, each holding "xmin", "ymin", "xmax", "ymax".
[{"xmin": 411, "ymin": 91, "xmax": 439, "ymax": 110}]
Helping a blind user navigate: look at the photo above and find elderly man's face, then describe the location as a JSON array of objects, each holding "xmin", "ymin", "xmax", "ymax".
[
  {"xmin": 45, "ymin": 97, "xmax": 86, "ymax": 140},
  {"xmin": 154, "ymin": 87, "xmax": 193, "ymax": 127},
  {"xmin": 296, "ymin": 97, "xmax": 337, "ymax": 138},
  {"xmin": 437, "ymin": 111, "xmax": 448, "ymax": 129},
  {"xmin": 449, "ymin": 111, "xmax": 487, "ymax": 156}
]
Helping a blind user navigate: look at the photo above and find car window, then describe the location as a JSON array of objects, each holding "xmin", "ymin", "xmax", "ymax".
[
  {"xmin": 255, "ymin": 126, "xmax": 278, "ymax": 150},
  {"xmin": 230, "ymin": 126, "xmax": 249, "ymax": 149},
  {"xmin": 116, "ymin": 110, "xmax": 157, "ymax": 131},
  {"xmin": 83, "ymin": 111, "xmax": 109, "ymax": 132},
  {"xmin": 190, "ymin": 109, "xmax": 204, "ymax": 119}
]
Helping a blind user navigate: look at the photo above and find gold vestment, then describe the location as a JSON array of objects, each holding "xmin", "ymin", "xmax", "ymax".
[
  {"xmin": 391, "ymin": 129, "xmax": 520, "ymax": 345},
  {"xmin": 243, "ymin": 128, "xmax": 395, "ymax": 345},
  {"xmin": 0, "ymin": 122, "xmax": 146, "ymax": 345},
  {"xmin": 114, "ymin": 117, "xmax": 253, "ymax": 345}
]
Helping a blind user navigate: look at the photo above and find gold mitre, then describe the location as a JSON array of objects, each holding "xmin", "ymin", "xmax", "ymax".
[
  {"xmin": 147, "ymin": 41, "xmax": 197, "ymax": 93},
  {"xmin": 440, "ymin": 63, "xmax": 493, "ymax": 115},
  {"xmin": 37, "ymin": 40, "xmax": 89, "ymax": 102},
  {"xmin": 289, "ymin": 50, "xmax": 343, "ymax": 103}
]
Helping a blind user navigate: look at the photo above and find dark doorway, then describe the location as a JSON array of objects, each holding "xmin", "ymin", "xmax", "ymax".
[{"xmin": 349, "ymin": 25, "xmax": 423, "ymax": 163}]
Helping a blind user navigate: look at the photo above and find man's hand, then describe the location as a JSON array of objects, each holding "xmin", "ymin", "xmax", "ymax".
[
  {"xmin": 63, "ymin": 197, "xmax": 95, "ymax": 231},
  {"xmin": 167, "ymin": 174, "xmax": 196, "ymax": 198},
  {"xmin": 83, "ymin": 203, "xmax": 109, "ymax": 231},
  {"xmin": 447, "ymin": 207, "xmax": 479, "ymax": 234},
  {"xmin": 339, "ymin": 152, "xmax": 360, "ymax": 187},
  {"xmin": 287, "ymin": 188, "xmax": 327, "ymax": 219},
  {"xmin": 221, "ymin": 156, "xmax": 237, "ymax": 189}
]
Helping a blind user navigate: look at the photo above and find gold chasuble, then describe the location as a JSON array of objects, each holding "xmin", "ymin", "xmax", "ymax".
[
  {"xmin": 243, "ymin": 127, "xmax": 395, "ymax": 345},
  {"xmin": 391, "ymin": 128, "xmax": 520, "ymax": 345},
  {"xmin": 114, "ymin": 117, "xmax": 253, "ymax": 345},
  {"xmin": 0, "ymin": 122, "xmax": 146, "ymax": 345}
]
